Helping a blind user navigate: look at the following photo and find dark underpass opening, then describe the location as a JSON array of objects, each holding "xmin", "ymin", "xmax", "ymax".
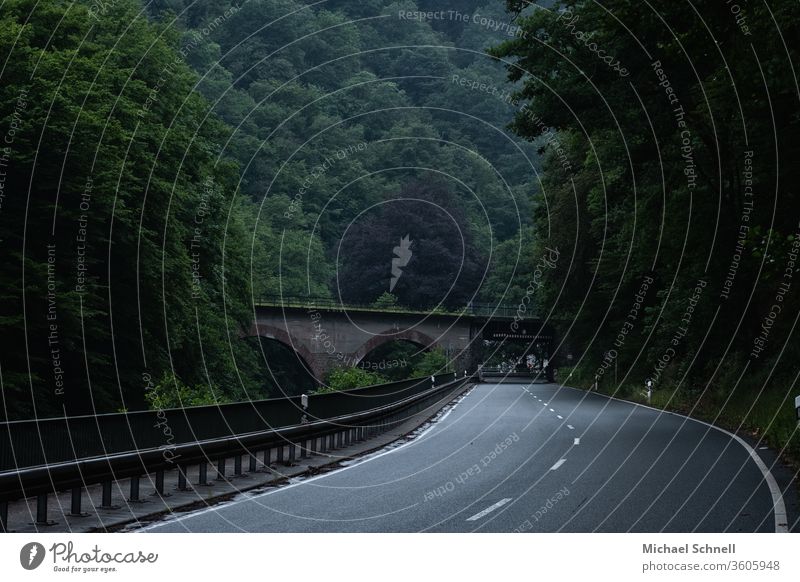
[{"xmin": 248, "ymin": 337, "xmax": 317, "ymax": 397}]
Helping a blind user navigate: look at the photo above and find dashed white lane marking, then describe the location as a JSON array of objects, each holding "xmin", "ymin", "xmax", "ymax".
[
  {"xmin": 567, "ymin": 425, "xmax": 574, "ymax": 430},
  {"xmin": 550, "ymin": 459, "xmax": 567, "ymax": 471},
  {"xmin": 465, "ymin": 498, "xmax": 513, "ymax": 522},
  {"xmin": 549, "ymin": 408, "xmax": 555, "ymax": 412},
  {"xmin": 557, "ymin": 415, "xmax": 563, "ymax": 419},
  {"xmin": 574, "ymin": 438, "xmax": 580, "ymax": 445}
]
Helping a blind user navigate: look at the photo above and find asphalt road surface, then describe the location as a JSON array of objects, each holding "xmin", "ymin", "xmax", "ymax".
[{"xmin": 143, "ymin": 382, "xmax": 786, "ymax": 533}]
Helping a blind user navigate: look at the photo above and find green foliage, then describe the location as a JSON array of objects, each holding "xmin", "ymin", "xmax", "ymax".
[
  {"xmin": 411, "ymin": 347, "xmax": 450, "ymax": 377},
  {"xmin": 490, "ymin": 0, "xmax": 800, "ymax": 371},
  {"xmin": 372, "ymin": 292, "xmax": 399, "ymax": 308},
  {"xmin": 144, "ymin": 372, "xmax": 224, "ymax": 409},
  {"xmin": 0, "ymin": 0, "xmax": 270, "ymax": 418},
  {"xmin": 490, "ymin": 0, "xmax": 800, "ymax": 459},
  {"xmin": 148, "ymin": 0, "xmax": 539, "ymax": 299},
  {"xmin": 319, "ymin": 366, "xmax": 385, "ymax": 393},
  {"xmin": 0, "ymin": 0, "xmax": 553, "ymax": 419}
]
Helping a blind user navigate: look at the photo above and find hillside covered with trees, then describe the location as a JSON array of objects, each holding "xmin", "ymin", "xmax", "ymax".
[
  {"xmin": 0, "ymin": 0, "xmax": 543, "ymax": 418},
  {"xmin": 491, "ymin": 0, "xmax": 800, "ymax": 455}
]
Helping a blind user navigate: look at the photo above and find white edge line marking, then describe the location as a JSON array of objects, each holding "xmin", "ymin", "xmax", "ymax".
[
  {"xmin": 138, "ymin": 386, "xmax": 477, "ymax": 532},
  {"xmin": 550, "ymin": 459, "xmax": 566, "ymax": 471},
  {"xmin": 562, "ymin": 385, "xmax": 789, "ymax": 533},
  {"xmin": 465, "ymin": 498, "xmax": 513, "ymax": 521}
]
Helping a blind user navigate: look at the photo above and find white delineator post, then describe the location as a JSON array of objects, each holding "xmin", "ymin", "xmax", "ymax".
[{"xmin": 795, "ymin": 395, "xmax": 800, "ymax": 426}]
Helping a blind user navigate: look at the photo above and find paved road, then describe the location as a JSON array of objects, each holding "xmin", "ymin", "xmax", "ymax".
[{"xmin": 143, "ymin": 383, "xmax": 785, "ymax": 532}]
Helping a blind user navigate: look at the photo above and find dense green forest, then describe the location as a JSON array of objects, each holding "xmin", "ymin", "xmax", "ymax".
[
  {"xmin": 1, "ymin": 0, "xmax": 799, "ymax": 464},
  {"xmin": 0, "ymin": 0, "xmax": 542, "ymax": 418},
  {"xmin": 492, "ymin": 0, "xmax": 800, "ymax": 455}
]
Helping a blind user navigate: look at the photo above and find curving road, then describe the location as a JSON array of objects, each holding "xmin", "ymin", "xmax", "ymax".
[{"xmin": 142, "ymin": 382, "xmax": 791, "ymax": 533}]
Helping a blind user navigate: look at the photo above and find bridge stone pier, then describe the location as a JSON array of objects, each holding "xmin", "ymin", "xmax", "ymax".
[{"xmin": 247, "ymin": 303, "xmax": 556, "ymax": 384}]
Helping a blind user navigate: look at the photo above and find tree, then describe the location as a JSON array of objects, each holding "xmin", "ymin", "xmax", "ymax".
[
  {"xmin": 489, "ymin": 1, "xmax": 800, "ymax": 415},
  {"xmin": 319, "ymin": 366, "xmax": 385, "ymax": 393},
  {"xmin": 412, "ymin": 347, "xmax": 450, "ymax": 376},
  {"xmin": 0, "ymin": 0, "xmax": 267, "ymax": 417},
  {"xmin": 335, "ymin": 180, "xmax": 485, "ymax": 308}
]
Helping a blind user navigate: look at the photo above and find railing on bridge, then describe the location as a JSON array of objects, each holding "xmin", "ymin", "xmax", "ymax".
[
  {"xmin": 255, "ymin": 295, "xmax": 526, "ymax": 319},
  {"xmin": 0, "ymin": 373, "xmax": 474, "ymax": 532}
]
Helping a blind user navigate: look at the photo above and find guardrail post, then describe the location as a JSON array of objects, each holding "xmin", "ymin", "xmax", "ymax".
[
  {"xmin": 35, "ymin": 494, "xmax": 55, "ymax": 526},
  {"xmin": 70, "ymin": 487, "xmax": 87, "ymax": 516},
  {"xmin": 100, "ymin": 480, "xmax": 118, "ymax": 509},
  {"xmin": 217, "ymin": 458, "xmax": 227, "ymax": 481},
  {"xmin": 263, "ymin": 448, "xmax": 271, "ymax": 468},
  {"xmin": 154, "ymin": 470, "xmax": 168, "ymax": 497},
  {"xmin": 198, "ymin": 462, "xmax": 208, "ymax": 485},
  {"xmin": 328, "ymin": 433, "xmax": 335, "ymax": 450},
  {"xmin": 234, "ymin": 455, "xmax": 243, "ymax": 476},
  {"xmin": 177, "ymin": 465, "xmax": 189, "ymax": 491},
  {"xmin": 277, "ymin": 445, "xmax": 284, "ymax": 464},
  {"xmin": 249, "ymin": 453, "xmax": 258, "ymax": 472},
  {"xmin": 336, "ymin": 431, "xmax": 343, "ymax": 448},
  {"xmin": 0, "ymin": 500, "xmax": 7, "ymax": 532},
  {"xmin": 129, "ymin": 476, "xmax": 142, "ymax": 502},
  {"xmin": 288, "ymin": 443, "xmax": 296, "ymax": 463}
]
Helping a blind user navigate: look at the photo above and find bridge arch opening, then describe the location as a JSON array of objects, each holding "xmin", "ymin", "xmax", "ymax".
[
  {"xmin": 354, "ymin": 330, "xmax": 450, "ymax": 381},
  {"xmin": 356, "ymin": 339, "xmax": 430, "ymax": 381},
  {"xmin": 244, "ymin": 324, "xmax": 320, "ymax": 396}
]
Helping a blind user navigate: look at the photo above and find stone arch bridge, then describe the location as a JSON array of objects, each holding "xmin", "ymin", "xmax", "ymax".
[{"xmin": 246, "ymin": 300, "xmax": 558, "ymax": 383}]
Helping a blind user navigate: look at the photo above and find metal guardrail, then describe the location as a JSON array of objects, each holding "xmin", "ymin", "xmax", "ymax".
[
  {"xmin": 255, "ymin": 295, "xmax": 528, "ymax": 319},
  {"xmin": 0, "ymin": 373, "xmax": 474, "ymax": 531},
  {"xmin": 0, "ymin": 374, "xmax": 456, "ymax": 472}
]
